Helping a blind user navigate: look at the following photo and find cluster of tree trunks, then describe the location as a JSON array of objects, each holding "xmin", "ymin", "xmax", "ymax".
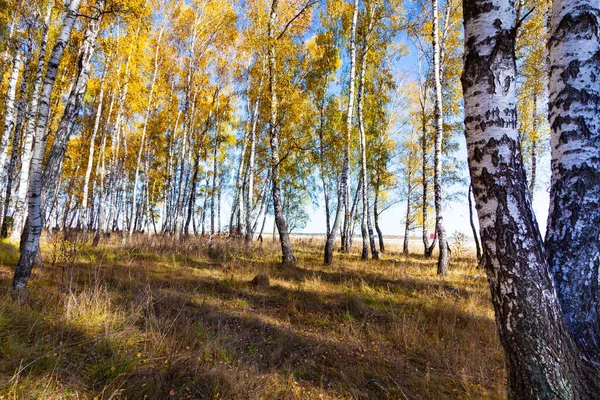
[{"xmin": 462, "ymin": 0, "xmax": 600, "ymax": 394}]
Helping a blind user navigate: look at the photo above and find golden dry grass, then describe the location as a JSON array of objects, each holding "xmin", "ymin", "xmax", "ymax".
[{"xmin": 0, "ymin": 233, "xmax": 505, "ymax": 399}]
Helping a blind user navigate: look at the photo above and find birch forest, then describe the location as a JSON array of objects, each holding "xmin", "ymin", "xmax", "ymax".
[{"xmin": 0, "ymin": 0, "xmax": 599, "ymax": 398}]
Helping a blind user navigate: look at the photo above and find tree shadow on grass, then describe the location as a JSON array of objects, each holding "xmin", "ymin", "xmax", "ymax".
[{"xmin": 0, "ymin": 242, "xmax": 504, "ymax": 399}]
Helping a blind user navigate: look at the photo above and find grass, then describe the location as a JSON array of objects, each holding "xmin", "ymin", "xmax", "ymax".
[{"xmin": 0, "ymin": 233, "xmax": 505, "ymax": 399}]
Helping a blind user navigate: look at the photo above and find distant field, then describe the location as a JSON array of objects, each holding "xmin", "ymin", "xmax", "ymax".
[{"xmin": 0, "ymin": 234, "xmax": 502, "ymax": 399}]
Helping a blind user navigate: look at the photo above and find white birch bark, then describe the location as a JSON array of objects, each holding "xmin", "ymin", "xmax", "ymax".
[
  {"xmin": 10, "ymin": 4, "xmax": 52, "ymax": 242},
  {"xmin": 0, "ymin": 52, "xmax": 22, "ymax": 188},
  {"xmin": 245, "ymin": 89, "xmax": 261, "ymax": 244},
  {"xmin": 546, "ymin": 0, "xmax": 600, "ymax": 364},
  {"xmin": 81, "ymin": 70, "xmax": 106, "ymax": 230},
  {"xmin": 356, "ymin": 6, "xmax": 379, "ymax": 260},
  {"xmin": 324, "ymin": 0, "xmax": 358, "ymax": 265},
  {"xmin": 462, "ymin": 0, "xmax": 598, "ymax": 394},
  {"xmin": 13, "ymin": 0, "xmax": 82, "ymax": 290},
  {"xmin": 41, "ymin": 0, "xmax": 106, "ymax": 208},
  {"xmin": 268, "ymin": 0, "xmax": 296, "ymax": 265},
  {"xmin": 1, "ymin": 41, "xmax": 33, "ymax": 236},
  {"xmin": 128, "ymin": 26, "xmax": 163, "ymax": 241},
  {"xmin": 432, "ymin": 0, "xmax": 449, "ymax": 275}
]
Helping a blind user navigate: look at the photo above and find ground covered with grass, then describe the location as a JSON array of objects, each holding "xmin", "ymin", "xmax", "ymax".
[{"xmin": 0, "ymin": 234, "xmax": 505, "ymax": 399}]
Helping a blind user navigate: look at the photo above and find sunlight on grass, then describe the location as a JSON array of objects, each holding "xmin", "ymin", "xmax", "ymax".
[{"xmin": 0, "ymin": 234, "xmax": 504, "ymax": 399}]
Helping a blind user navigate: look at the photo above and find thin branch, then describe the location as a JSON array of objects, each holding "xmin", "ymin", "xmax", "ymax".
[{"xmin": 276, "ymin": 0, "xmax": 320, "ymax": 40}]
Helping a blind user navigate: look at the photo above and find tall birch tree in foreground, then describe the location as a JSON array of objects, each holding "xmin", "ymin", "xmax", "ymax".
[
  {"xmin": 462, "ymin": 0, "xmax": 600, "ymax": 394},
  {"xmin": 12, "ymin": 0, "xmax": 82, "ymax": 291}
]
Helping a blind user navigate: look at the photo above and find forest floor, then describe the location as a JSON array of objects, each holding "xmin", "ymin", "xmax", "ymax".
[{"xmin": 0, "ymin": 234, "xmax": 505, "ymax": 399}]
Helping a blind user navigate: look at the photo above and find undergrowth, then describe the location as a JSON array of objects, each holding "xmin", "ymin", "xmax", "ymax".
[{"xmin": 0, "ymin": 233, "xmax": 504, "ymax": 399}]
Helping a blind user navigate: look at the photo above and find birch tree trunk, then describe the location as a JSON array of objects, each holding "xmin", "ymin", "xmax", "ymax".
[
  {"xmin": 41, "ymin": 0, "xmax": 106, "ymax": 209},
  {"xmin": 403, "ymin": 172, "xmax": 412, "ymax": 255},
  {"xmin": 318, "ymin": 102, "xmax": 331, "ymax": 237},
  {"xmin": 245, "ymin": 90, "xmax": 260, "ymax": 245},
  {"xmin": 432, "ymin": 0, "xmax": 449, "ymax": 275},
  {"xmin": 0, "ymin": 51, "xmax": 22, "ymax": 191},
  {"xmin": 10, "ymin": 9, "xmax": 52, "ymax": 242},
  {"xmin": 546, "ymin": 0, "xmax": 600, "ymax": 365},
  {"xmin": 268, "ymin": 0, "xmax": 296, "ymax": 266},
  {"xmin": 80, "ymin": 70, "xmax": 106, "ymax": 231},
  {"xmin": 356, "ymin": 12, "xmax": 379, "ymax": 260},
  {"xmin": 128, "ymin": 27, "xmax": 163, "ymax": 241},
  {"xmin": 1, "ymin": 42, "xmax": 32, "ymax": 236},
  {"xmin": 13, "ymin": 0, "xmax": 82, "ymax": 291},
  {"xmin": 462, "ymin": 0, "xmax": 600, "ymax": 394},
  {"xmin": 211, "ymin": 108, "xmax": 219, "ymax": 235},
  {"xmin": 419, "ymin": 101, "xmax": 436, "ymax": 257},
  {"xmin": 373, "ymin": 174, "xmax": 384, "ymax": 252},
  {"xmin": 324, "ymin": 0, "xmax": 358, "ymax": 265},
  {"xmin": 230, "ymin": 132, "xmax": 247, "ymax": 236},
  {"xmin": 174, "ymin": 19, "xmax": 199, "ymax": 239}
]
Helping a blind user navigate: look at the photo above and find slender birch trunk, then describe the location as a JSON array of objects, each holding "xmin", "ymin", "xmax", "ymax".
[
  {"xmin": 318, "ymin": 101, "xmax": 331, "ymax": 237},
  {"xmin": 268, "ymin": 0, "xmax": 296, "ymax": 265},
  {"xmin": 432, "ymin": 0, "xmax": 449, "ymax": 275},
  {"xmin": 80, "ymin": 70, "xmax": 106, "ymax": 230},
  {"xmin": 230, "ymin": 97, "xmax": 250, "ymax": 237},
  {"xmin": 10, "ymin": 5, "xmax": 52, "ymax": 242},
  {"xmin": 245, "ymin": 89, "xmax": 261, "ymax": 245},
  {"xmin": 324, "ymin": 0, "xmax": 358, "ymax": 265},
  {"xmin": 211, "ymin": 105, "xmax": 219, "ymax": 235},
  {"xmin": 13, "ymin": 0, "xmax": 82, "ymax": 291},
  {"xmin": 420, "ymin": 102, "xmax": 434, "ymax": 256},
  {"xmin": 356, "ymin": 10, "xmax": 378, "ymax": 260},
  {"xmin": 1, "ymin": 41, "xmax": 32, "ymax": 236},
  {"xmin": 373, "ymin": 173, "xmax": 384, "ymax": 252},
  {"xmin": 128, "ymin": 27, "xmax": 163, "ymax": 241},
  {"xmin": 403, "ymin": 169, "xmax": 413, "ymax": 255},
  {"xmin": 462, "ymin": 0, "xmax": 599, "ymax": 393},
  {"xmin": 174, "ymin": 19, "xmax": 199, "ymax": 239},
  {"xmin": 41, "ymin": 0, "xmax": 106, "ymax": 208},
  {"xmin": 0, "ymin": 51, "xmax": 22, "ymax": 189}
]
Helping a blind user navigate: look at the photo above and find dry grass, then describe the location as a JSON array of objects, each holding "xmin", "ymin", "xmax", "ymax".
[{"xmin": 0, "ymin": 233, "xmax": 505, "ymax": 399}]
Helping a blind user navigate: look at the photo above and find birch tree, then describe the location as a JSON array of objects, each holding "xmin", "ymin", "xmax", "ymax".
[
  {"xmin": 462, "ymin": 0, "xmax": 600, "ymax": 393},
  {"xmin": 41, "ymin": 0, "xmax": 107, "ymax": 210},
  {"xmin": 10, "ymin": 3, "xmax": 52, "ymax": 242},
  {"xmin": 431, "ymin": 0, "xmax": 449, "ymax": 275},
  {"xmin": 13, "ymin": 0, "xmax": 82, "ymax": 291},
  {"xmin": 325, "ymin": 0, "xmax": 359, "ymax": 265}
]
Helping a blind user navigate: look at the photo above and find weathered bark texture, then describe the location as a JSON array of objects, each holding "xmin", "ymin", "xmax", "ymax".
[
  {"xmin": 324, "ymin": 0, "xmax": 358, "ymax": 265},
  {"xmin": 462, "ymin": 0, "xmax": 600, "ymax": 395},
  {"xmin": 546, "ymin": 0, "xmax": 600, "ymax": 365},
  {"xmin": 268, "ymin": 0, "xmax": 296, "ymax": 265},
  {"xmin": 13, "ymin": 0, "xmax": 82, "ymax": 291},
  {"xmin": 432, "ymin": 0, "xmax": 449, "ymax": 275}
]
